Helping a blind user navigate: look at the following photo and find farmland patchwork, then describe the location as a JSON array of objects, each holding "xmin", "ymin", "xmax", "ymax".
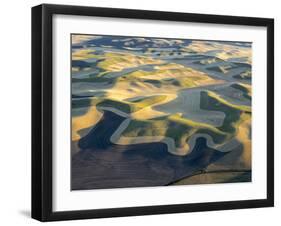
[{"xmin": 71, "ymin": 35, "xmax": 252, "ymax": 190}]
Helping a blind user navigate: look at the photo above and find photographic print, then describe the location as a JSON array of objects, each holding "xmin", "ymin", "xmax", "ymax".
[
  {"xmin": 71, "ymin": 34, "xmax": 252, "ymax": 190},
  {"xmin": 32, "ymin": 4, "xmax": 274, "ymax": 221}
]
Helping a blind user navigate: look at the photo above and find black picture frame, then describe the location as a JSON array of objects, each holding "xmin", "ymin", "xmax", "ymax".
[{"xmin": 32, "ymin": 3, "xmax": 274, "ymax": 222}]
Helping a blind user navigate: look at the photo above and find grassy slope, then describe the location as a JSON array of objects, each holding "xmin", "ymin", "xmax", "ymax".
[
  {"xmin": 96, "ymin": 95, "xmax": 167, "ymax": 114},
  {"xmin": 72, "ymin": 49, "xmax": 101, "ymax": 60},
  {"xmin": 230, "ymin": 83, "xmax": 251, "ymax": 100},
  {"xmin": 200, "ymin": 90, "xmax": 251, "ymax": 145},
  {"xmin": 122, "ymin": 113, "xmax": 226, "ymax": 148},
  {"xmin": 123, "ymin": 90, "xmax": 251, "ymax": 149},
  {"xmin": 97, "ymin": 52, "xmax": 163, "ymax": 72},
  {"xmin": 200, "ymin": 91, "xmax": 242, "ymax": 134},
  {"xmin": 115, "ymin": 63, "xmax": 220, "ymax": 90}
]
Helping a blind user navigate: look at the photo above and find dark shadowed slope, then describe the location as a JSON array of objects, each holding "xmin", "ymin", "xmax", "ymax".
[{"xmin": 71, "ymin": 110, "xmax": 229, "ymax": 190}]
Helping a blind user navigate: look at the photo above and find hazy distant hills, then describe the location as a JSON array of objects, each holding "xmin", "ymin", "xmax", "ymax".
[
  {"xmin": 73, "ymin": 35, "xmax": 191, "ymax": 50},
  {"xmin": 73, "ymin": 35, "xmax": 250, "ymax": 58}
]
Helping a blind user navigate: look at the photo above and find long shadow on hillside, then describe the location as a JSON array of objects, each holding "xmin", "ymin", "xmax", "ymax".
[{"xmin": 71, "ymin": 110, "xmax": 229, "ymax": 190}]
